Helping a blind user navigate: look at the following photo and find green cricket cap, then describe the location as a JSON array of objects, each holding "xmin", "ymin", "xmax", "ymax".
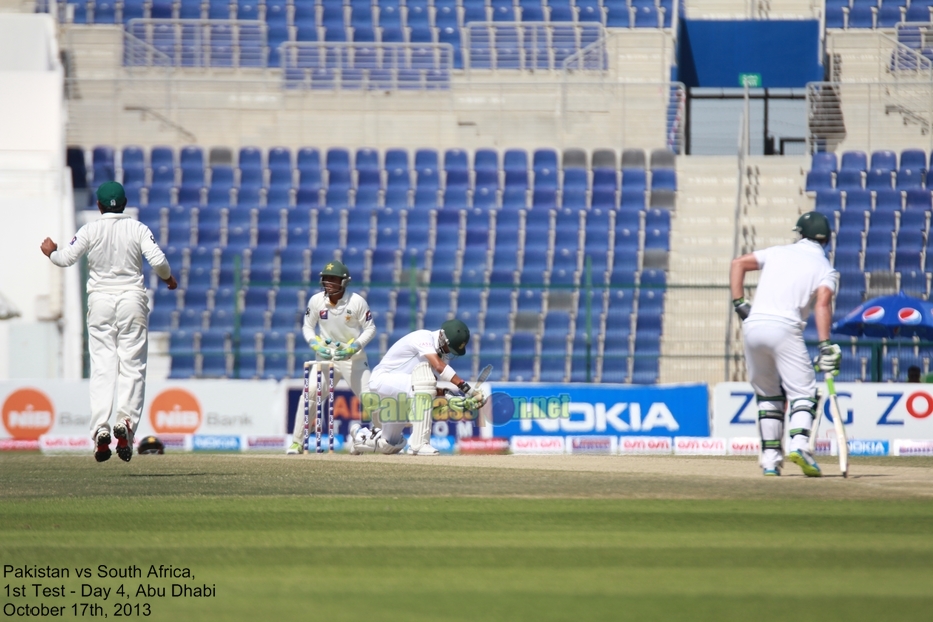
[{"xmin": 96, "ymin": 181, "xmax": 126, "ymax": 208}]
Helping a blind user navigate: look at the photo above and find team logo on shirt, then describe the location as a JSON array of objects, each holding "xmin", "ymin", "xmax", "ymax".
[
  {"xmin": 319, "ymin": 309, "xmax": 328, "ymax": 320},
  {"xmin": 898, "ymin": 308, "xmax": 922, "ymax": 325},
  {"xmin": 69, "ymin": 236, "xmax": 76, "ymax": 245},
  {"xmin": 365, "ymin": 310, "xmax": 372, "ymax": 322}
]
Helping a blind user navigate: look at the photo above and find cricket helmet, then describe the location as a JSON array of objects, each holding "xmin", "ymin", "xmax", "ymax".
[
  {"xmin": 137, "ymin": 435, "xmax": 165, "ymax": 455},
  {"xmin": 439, "ymin": 319, "xmax": 470, "ymax": 356},
  {"xmin": 320, "ymin": 260, "xmax": 351, "ymax": 296},
  {"xmin": 793, "ymin": 211, "xmax": 831, "ymax": 244}
]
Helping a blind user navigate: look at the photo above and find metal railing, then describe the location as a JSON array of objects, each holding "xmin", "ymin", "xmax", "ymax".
[
  {"xmin": 65, "ymin": 76, "xmax": 682, "ymax": 151},
  {"xmin": 666, "ymin": 84, "xmax": 686, "ymax": 154},
  {"xmin": 279, "ymin": 41, "xmax": 455, "ymax": 91},
  {"xmin": 560, "ymin": 29, "xmax": 608, "ymax": 73},
  {"xmin": 125, "ymin": 19, "xmax": 268, "ymax": 69},
  {"xmin": 123, "ymin": 27, "xmax": 173, "ymax": 72},
  {"xmin": 805, "ymin": 80, "xmax": 933, "ymax": 153},
  {"xmin": 463, "ymin": 21, "xmax": 606, "ymax": 72}
]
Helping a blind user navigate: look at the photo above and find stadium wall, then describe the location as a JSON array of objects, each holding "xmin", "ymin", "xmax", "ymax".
[{"xmin": 0, "ymin": 13, "xmax": 80, "ymax": 380}]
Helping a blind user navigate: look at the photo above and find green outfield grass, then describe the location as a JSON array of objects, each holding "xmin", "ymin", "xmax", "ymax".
[{"xmin": 2, "ymin": 454, "xmax": 932, "ymax": 622}]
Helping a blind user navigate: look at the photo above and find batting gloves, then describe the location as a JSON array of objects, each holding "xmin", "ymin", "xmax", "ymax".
[
  {"xmin": 815, "ymin": 340, "xmax": 842, "ymax": 373},
  {"xmin": 457, "ymin": 381, "xmax": 488, "ymax": 407},
  {"xmin": 448, "ymin": 396, "xmax": 483, "ymax": 412},
  {"xmin": 733, "ymin": 297, "xmax": 751, "ymax": 321}
]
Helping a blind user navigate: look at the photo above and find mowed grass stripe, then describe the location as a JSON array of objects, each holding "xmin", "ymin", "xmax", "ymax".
[{"xmin": 2, "ymin": 456, "xmax": 932, "ymax": 621}]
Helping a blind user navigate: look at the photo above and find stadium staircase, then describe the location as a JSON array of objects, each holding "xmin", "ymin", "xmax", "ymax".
[
  {"xmin": 823, "ymin": 30, "xmax": 933, "ymax": 153},
  {"xmin": 660, "ymin": 156, "xmax": 736, "ymax": 384}
]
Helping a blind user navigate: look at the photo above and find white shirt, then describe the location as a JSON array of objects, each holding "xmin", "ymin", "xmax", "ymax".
[
  {"xmin": 373, "ymin": 329, "xmax": 451, "ymax": 377},
  {"xmin": 49, "ymin": 213, "xmax": 171, "ymax": 293},
  {"xmin": 302, "ymin": 291, "xmax": 376, "ymax": 353},
  {"xmin": 749, "ymin": 239, "xmax": 838, "ymax": 329}
]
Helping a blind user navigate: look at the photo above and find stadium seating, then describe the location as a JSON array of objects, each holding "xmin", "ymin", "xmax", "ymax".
[
  {"xmin": 73, "ymin": 144, "xmax": 675, "ymax": 381},
  {"xmin": 808, "ymin": 149, "xmax": 933, "ymax": 381},
  {"xmin": 55, "ymin": 0, "xmax": 674, "ymax": 73}
]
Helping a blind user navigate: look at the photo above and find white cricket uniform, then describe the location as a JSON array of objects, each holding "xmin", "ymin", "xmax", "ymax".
[
  {"xmin": 370, "ymin": 330, "xmax": 458, "ymax": 444},
  {"xmin": 291, "ymin": 291, "xmax": 376, "ymax": 444},
  {"xmin": 742, "ymin": 238, "xmax": 837, "ymax": 468},
  {"xmin": 48, "ymin": 213, "xmax": 171, "ymax": 438}
]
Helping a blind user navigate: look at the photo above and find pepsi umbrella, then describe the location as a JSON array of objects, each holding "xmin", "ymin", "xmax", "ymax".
[{"xmin": 832, "ymin": 292, "xmax": 933, "ymax": 340}]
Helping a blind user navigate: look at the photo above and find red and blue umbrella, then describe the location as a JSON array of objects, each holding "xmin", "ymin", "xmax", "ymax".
[{"xmin": 832, "ymin": 291, "xmax": 933, "ymax": 339}]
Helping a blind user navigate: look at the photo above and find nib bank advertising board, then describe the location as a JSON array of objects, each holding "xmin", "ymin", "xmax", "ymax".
[
  {"xmin": 488, "ymin": 383, "xmax": 709, "ymax": 438},
  {"xmin": 0, "ymin": 380, "xmax": 282, "ymax": 444},
  {"xmin": 714, "ymin": 382, "xmax": 933, "ymax": 442}
]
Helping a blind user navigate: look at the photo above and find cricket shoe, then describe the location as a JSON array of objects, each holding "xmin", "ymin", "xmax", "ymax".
[
  {"xmin": 94, "ymin": 427, "xmax": 112, "ymax": 463},
  {"xmin": 406, "ymin": 443, "xmax": 439, "ymax": 456},
  {"xmin": 787, "ymin": 449, "xmax": 822, "ymax": 477},
  {"xmin": 763, "ymin": 468, "xmax": 781, "ymax": 477},
  {"xmin": 286, "ymin": 441, "xmax": 304, "ymax": 455},
  {"xmin": 112, "ymin": 418, "xmax": 134, "ymax": 463}
]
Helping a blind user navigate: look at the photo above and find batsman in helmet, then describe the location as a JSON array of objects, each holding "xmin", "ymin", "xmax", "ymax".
[
  {"xmin": 347, "ymin": 318, "xmax": 486, "ymax": 456},
  {"xmin": 730, "ymin": 211, "xmax": 840, "ymax": 477},
  {"xmin": 287, "ymin": 260, "xmax": 376, "ymax": 454}
]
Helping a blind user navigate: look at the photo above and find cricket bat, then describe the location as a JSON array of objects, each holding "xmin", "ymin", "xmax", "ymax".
[
  {"xmin": 824, "ymin": 372, "xmax": 849, "ymax": 478},
  {"xmin": 474, "ymin": 364, "xmax": 493, "ymax": 390}
]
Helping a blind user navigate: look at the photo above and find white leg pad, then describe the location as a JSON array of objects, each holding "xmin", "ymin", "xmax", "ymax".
[{"xmin": 408, "ymin": 363, "xmax": 436, "ymax": 451}]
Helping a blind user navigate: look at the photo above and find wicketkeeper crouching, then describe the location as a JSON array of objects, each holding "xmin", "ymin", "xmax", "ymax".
[{"xmin": 287, "ymin": 260, "xmax": 376, "ymax": 454}]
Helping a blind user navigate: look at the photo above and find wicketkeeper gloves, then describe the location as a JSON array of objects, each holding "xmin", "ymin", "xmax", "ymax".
[
  {"xmin": 733, "ymin": 297, "xmax": 751, "ymax": 321},
  {"xmin": 311, "ymin": 340, "xmax": 333, "ymax": 360},
  {"xmin": 333, "ymin": 341, "xmax": 360, "ymax": 361},
  {"xmin": 814, "ymin": 340, "xmax": 842, "ymax": 373}
]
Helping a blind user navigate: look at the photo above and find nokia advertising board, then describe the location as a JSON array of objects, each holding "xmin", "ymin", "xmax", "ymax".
[{"xmin": 488, "ymin": 383, "xmax": 709, "ymax": 439}]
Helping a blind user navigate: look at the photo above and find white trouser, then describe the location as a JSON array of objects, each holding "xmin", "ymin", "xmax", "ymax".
[
  {"xmin": 291, "ymin": 355, "xmax": 371, "ymax": 444},
  {"xmin": 369, "ymin": 369, "xmax": 417, "ymax": 445},
  {"xmin": 743, "ymin": 319, "xmax": 817, "ymax": 467},
  {"xmin": 87, "ymin": 291, "xmax": 150, "ymax": 438}
]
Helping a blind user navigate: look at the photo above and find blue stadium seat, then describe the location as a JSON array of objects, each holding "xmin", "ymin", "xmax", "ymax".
[
  {"xmin": 806, "ymin": 169, "xmax": 834, "ymax": 192},
  {"xmin": 904, "ymin": 188, "xmax": 933, "ymax": 211},
  {"xmin": 896, "ymin": 168, "xmax": 923, "ymax": 188},
  {"xmin": 519, "ymin": 0, "xmax": 546, "ymax": 22},
  {"xmin": 895, "ymin": 229, "xmax": 925, "ymax": 272},
  {"xmin": 900, "ymin": 205, "xmax": 929, "ymax": 230},
  {"xmin": 462, "ymin": 0, "xmax": 488, "ymax": 24},
  {"xmin": 507, "ymin": 333, "xmax": 537, "ymax": 382},
  {"xmin": 815, "ymin": 189, "xmax": 843, "ymax": 217},
  {"xmin": 812, "ymin": 152, "xmax": 838, "ymax": 172},
  {"xmin": 874, "ymin": 189, "xmax": 902, "ymax": 212},
  {"xmin": 867, "ymin": 168, "xmax": 893, "ymax": 190},
  {"xmin": 841, "ymin": 150, "xmax": 868, "ymax": 172},
  {"xmin": 576, "ymin": 0, "xmax": 604, "ymax": 24},
  {"xmin": 845, "ymin": 189, "xmax": 873, "ymax": 212},
  {"xmin": 633, "ymin": 5, "xmax": 662, "ymax": 28},
  {"xmin": 871, "ymin": 150, "xmax": 898, "ymax": 172},
  {"xmin": 847, "ymin": 5, "xmax": 875, "ymax": 28},
  {"xmin": 836, "ymin": 169, "xmax": 864, "ymax": 190},
  {"xmin": 900, "ymin": 148, "xmax": 927, "ymax": 172},
  {"xmin": 877, "ymin": 3, "xmax": 902, "ymax": 28}
]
